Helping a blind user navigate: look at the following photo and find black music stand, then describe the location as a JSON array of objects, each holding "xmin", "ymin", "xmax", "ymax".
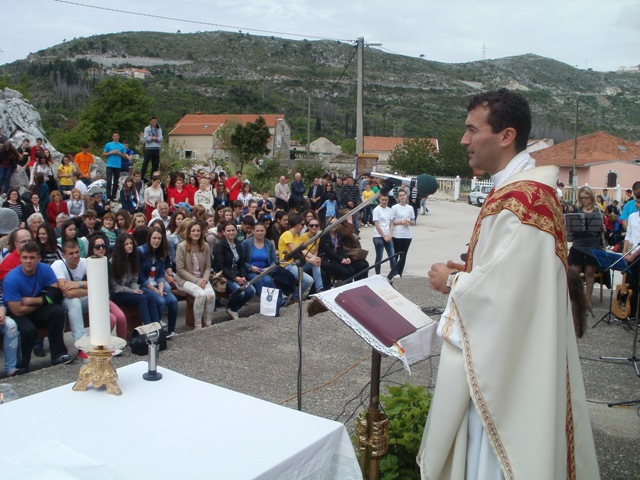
[{"xmin": 591, "ymin": 249, "xmax": 632, "ymax": 328}]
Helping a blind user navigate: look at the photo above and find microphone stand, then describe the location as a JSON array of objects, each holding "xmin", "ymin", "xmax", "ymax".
[
  {"xmin": 592, "ymin": 246, "xmax": 639, "ymax": 328},
  {"xmin": 230, "ymin": 181, "xmax": 403, "ymax": 412}
]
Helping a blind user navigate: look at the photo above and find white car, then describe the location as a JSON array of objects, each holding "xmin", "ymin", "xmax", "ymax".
[{"xmin": 468, "ymin": 185, "xmax": 492, "ymax": 206}]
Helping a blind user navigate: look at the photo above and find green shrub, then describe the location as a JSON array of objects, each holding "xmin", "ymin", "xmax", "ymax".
[{"xmin": 379, "ymin": 383, "xmax": 432, "ymax": 480}]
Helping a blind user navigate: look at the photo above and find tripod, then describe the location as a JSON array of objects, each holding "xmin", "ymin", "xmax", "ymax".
[
  {"xmin": 592, "ymin": 248, "xmax": 635, "ymax": 328},
  {"xmin": 602, "ymin": 259, "xmax": 640, "ymax": 407}
]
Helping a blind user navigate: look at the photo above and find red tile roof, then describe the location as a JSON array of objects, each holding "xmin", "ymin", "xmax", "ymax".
[
  {"xmin": 531, "ymin": 131, "xmax": 640, "ymax": 166},
  {"xmin": 364, "ymin": 136, "xmax": 439, "ymax": 153},
  {"xmin": 169, "ymin": 114, "xmax": 284, "ymax": 136}
]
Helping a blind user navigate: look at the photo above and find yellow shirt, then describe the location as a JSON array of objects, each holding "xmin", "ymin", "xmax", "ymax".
[
  {"xmin": 57, "ymin": 164, "xmax": 74, "ymax": 186},
  {"xmin": 300, "ymin": 232, "xmax": 319, "ymax": 255},
  {"xmin": 278, "ymin": 230, "xmax": 302, "ymax": 264}
]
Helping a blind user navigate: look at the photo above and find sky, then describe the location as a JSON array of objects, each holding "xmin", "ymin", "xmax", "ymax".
[{"xmin": 2, "ymin": 0, "xmax": 640, "ymax": 72}]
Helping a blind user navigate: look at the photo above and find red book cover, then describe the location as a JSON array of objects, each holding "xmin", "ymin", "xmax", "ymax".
[{"xmin": 335, "ymin": 285, "xmax": 416, "ymax": 347}]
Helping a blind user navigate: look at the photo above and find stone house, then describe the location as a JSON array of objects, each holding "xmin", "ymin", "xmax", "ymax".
[{"xmin": 168, "ymin": 114, "xmax": 291, "ymax": 165}]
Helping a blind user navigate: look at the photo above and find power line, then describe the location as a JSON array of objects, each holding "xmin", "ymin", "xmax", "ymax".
[{"xmin": 54, "ymin": 0, "xmax": 355, "ymax": 44}]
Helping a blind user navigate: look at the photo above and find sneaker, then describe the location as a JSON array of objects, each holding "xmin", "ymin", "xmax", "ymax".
[
  {"xmin": 33, "ymin": 346, "xmax": 45, "ymax": 358},
  {"xmin": 77, "ymin": 350, "xmax": 89, "ymax": 361},
  {"xmin": 3, "ymin": 367, "xmax": 27, "ymax": 378},
  {"xmin": 166, "ymin": 331, "xmax": 178, "ymax": 339},
  {"xmin": 52, "ymin": 354, "xmax": 74, "ymax": 366},
  {"xmin": 226, "ymin": 309, "xmax": 239, "ymax": 321},
  {"xmin": 393, "ymin": 274, "xmax": 401, "ymax": 279}
]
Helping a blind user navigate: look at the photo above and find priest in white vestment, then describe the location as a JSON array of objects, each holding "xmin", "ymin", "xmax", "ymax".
[{"xmin": 418, "ymin": 89, "xmax": 599, "ymax": 480}]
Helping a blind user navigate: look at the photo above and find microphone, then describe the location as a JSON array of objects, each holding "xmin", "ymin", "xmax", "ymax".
[
  {"xmin": 0, "ymin": 208, "xmax": 19, "ymax": 235},
  {"xmin": 367, "ymin": 172, "xmax": 438, "ymax": 196}
]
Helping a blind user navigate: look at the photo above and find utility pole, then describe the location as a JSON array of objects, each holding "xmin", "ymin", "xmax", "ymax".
[
  {"xmin": 572, "ymin": 97, "xmax": 579, "ymax": 204},
  {"xmin": 307, "ymin": 96, "xmax": 311, "ymax": 161},
  {"xmin": 356, "ymin": 37, "xmax": 364, "ymax": 155}
]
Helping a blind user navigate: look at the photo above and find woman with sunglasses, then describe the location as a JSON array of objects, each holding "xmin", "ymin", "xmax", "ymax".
[{"xmin": 87, "ymin": 233, "xmax": 127, "ymax": 339}]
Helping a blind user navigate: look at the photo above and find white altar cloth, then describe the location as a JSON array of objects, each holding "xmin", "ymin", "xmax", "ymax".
[{"xmin": 0, "ymin": 362, "xmax": 362, "ymax": 480}]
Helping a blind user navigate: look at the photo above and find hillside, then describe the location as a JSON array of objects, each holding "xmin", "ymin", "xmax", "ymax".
[{"xmin": 1, "ymin": 30, "xmax": 639, "ymax": 145}]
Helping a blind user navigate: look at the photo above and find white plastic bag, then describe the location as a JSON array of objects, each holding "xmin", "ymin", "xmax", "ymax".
[{"xmin": 260, "ymin": 287, "xmax": 280, "ymax": 317}]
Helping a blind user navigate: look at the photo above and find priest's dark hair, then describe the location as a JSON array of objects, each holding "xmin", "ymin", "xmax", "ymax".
[{"xmin": 467, "ymin": 88, "xmax": 531, "ymax": 153}]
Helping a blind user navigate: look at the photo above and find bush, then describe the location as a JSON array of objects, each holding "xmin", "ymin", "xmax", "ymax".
[{"xmin": 379, "ymin": 383, "xmax": 432, "ymax": 479}]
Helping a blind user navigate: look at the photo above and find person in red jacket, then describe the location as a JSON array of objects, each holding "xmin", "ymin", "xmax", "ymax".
[
  {"xmin": 46, "ymin": 191, "xmax": 69, "ymax": 228},
  {"xmin": 225, "ymin": 171, "xmax": 243, "ymax": 202}
]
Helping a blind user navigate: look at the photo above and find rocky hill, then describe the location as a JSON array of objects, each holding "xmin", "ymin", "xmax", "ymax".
[{"xmin": 1, "ymin": 31, "xmax": 639, "ymax": 145}]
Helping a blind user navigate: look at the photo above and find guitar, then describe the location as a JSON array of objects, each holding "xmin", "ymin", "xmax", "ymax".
[{"xmin": 612, "ymin": 274, "xmax": 632, "ymax": 319}]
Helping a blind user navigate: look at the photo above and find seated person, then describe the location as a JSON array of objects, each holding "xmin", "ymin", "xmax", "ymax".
[
  {"xmin": 318, "ymin": 219, "xmax": 369, "ymax": 288},
  {"xmin": 241, "ymin": 222, "xmax": 286, "ymax": 315},
  {"xmin": 277, "ymin": 214, "xmax": 314, "ymax": 301},
  {"xmin": 51, "ymin": 240, "xmax": 90, "ymax": 359},
  {"xmin": 1, "ymin": 297, "xmax": 24, "ymax": 377},
  {"xmin": 3, "ymin": 242, "xmax": 72, "ymax": 370},
  {"xmin": 213, "ymin": 221, "xmax": 256, "ymax": 320},
  {"xmin": 77, "ymin": 209, "xmax": 100, "ymax": 238}
]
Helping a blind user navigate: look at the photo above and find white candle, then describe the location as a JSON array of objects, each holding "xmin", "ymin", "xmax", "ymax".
[{"xmin": 87, "ymin": 256, "xmax": 111, "ymax": 346}]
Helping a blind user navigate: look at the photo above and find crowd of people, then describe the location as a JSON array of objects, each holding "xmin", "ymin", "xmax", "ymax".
[{"xmin": 0, "ymin": 134, "xmax": 429, "ymax": 379}]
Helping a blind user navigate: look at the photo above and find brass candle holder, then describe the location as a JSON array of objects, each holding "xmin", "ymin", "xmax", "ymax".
[{"xmin": 72, "ymin": 337, "xmax": 126, "ymax": 396}]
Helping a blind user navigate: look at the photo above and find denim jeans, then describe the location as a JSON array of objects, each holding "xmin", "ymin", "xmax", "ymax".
[
  {"xmin": 0, "ymin": 166, "xmax": 12, "ymax": 195},
  {"xmin": 63, "ymin": 296, "xmax": 88, "ymax": 342},
  {"xmin": 226, "ymin": 280, "xmax": 256, "ymax": 313},
  {"xmin": 373, "ymin": 237, "xmax": 397, "ymax": 275},
  {"xmin": 303, "ymin": 263, "xmax": 323, "ymax": 291},
  {"xmin": 111, "ymin": 291, "xmax": 156, "ymax": 324},
  {"xmin": 284, "ymin": 264, "xmax": 313, "ymax": 299},
  {"xmin": 142, "ymin": 287, "xmax": 178, "ymax": 333},
  {"xmin": 2, "ymin": 317, "xmax": 19, "ymax": 373},
  {"xmin": 247, "ymin": 272, "xmax": 285, "ymax": 315}
]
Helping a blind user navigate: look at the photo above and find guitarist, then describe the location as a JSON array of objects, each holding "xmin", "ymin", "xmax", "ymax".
[{"xmin": 622, "ymin": 199, "xmax": 640, "ymax": 322}]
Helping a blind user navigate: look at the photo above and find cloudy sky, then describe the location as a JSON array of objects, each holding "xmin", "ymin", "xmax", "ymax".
[{"xmin": 3, "ymin": 0, "xmax": 639, "ymax": 72}]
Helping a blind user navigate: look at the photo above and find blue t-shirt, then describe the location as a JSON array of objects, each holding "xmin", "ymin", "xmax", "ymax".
[
  {"xmin": 620, "ymin": 199, "xmax": 637, "ymax": 222},
  {"xmin": 103, "ymin": 141, "xmax": 126, "ymax": 169},
  {"xmin": 3, "ymin": 263, "xmax": 58, "ymax": 313},
  {"xmin": 250, "ymin": 244, "xmax": 269, "ymax": 270},
  {"xmin": 320, "ymin": 199, "xmax": 337, "ymax": 218}
]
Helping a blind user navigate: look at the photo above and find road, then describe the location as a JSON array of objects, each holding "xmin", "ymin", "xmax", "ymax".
[{"xmin": 357, "ymin": 199, "xmax": 478, "ymax": 278}]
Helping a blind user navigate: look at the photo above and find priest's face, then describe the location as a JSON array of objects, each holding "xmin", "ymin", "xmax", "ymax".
[{"xmin": 461, "ymin": 106, "xmax": 504, "ymax": 175}]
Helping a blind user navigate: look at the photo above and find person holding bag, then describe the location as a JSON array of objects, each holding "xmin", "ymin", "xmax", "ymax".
[
  {"xmin": 241, "ymin": 222, "xmax": 284, "ymax": 316},
  {"xmin": 175, "ymin": 220, "xmax": 215, "ymax": 329}
]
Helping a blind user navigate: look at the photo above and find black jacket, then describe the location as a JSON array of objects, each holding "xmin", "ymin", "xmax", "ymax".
[{"xmin": 213, "ymin": 238, "xmax": 248, "ymax": 280}]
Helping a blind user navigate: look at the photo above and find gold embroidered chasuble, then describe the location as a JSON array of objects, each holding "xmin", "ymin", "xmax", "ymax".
[{"xmin": 418, "ymin": 166, "xmax": 599, "ymax": 480}]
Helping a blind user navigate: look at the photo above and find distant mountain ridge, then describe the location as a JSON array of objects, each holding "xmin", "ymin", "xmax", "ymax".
[{"xmin": 2, "ymin": 30, "xmax": 639, "ymax": 144}]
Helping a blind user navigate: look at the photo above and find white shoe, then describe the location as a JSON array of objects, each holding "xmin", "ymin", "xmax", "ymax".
[
  {"xmin": 226, "ymin": 309, "xmax": 239, "ymax": 321},
  {"xmin": 166, "ymin": 331, "xmax": 178, "ymax": 339},
  {"xmin": 393, "ymin": 274, "xmax": 401, "ymax": 279}
]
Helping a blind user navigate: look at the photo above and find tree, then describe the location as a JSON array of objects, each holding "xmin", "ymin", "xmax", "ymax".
[
  {"xmin": 388, "ymin": 138, "xmax": 439, "ymax": 176},
  {"xmin": 228, "ymin": 116, "xmax": 271, "ymax": 172},
  {"xmin": 437, "ymin": 128, "xmax": 472, "ymax": 177},
  {"xmin": 78, "ymin": 76, "xmax": 152, "ymax": 146}
]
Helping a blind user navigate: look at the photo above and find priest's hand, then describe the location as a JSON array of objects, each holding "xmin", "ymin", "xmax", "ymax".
[
  {"xmin": 446, "ymin": 260, "xmax": 465, "ymax": 271},
  {"xmin": 428, "ymin": 262, "xmax": 458, "ymax": 294}
]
